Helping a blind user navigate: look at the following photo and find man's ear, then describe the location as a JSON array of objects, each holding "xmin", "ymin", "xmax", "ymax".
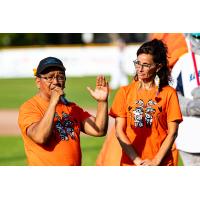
[{"xmin": 35, "ymin": 77, "xmax": 41, "ymax": 89}]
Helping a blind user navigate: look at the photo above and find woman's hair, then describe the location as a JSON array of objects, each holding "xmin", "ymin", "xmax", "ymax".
[{"xmin": 134, "ymin": 39, "xmax": 171, "ymax": 91}]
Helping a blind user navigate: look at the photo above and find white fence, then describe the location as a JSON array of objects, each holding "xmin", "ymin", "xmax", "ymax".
[{"xmin": 0, "ymin": 44, "xmax": 140, "ymax": 78}]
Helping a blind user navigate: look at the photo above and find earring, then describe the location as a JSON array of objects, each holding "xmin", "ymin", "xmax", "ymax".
[
  {"xmin": 154, "ymin": 74, "xmax": 160, "ymax": 96},
  {"xmin": 154, "ymin": 74, "xmax": 160, "ymax": 87}
]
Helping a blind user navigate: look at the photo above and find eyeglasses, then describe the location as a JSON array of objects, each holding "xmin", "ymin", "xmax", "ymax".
[
  {"xmin": 133, "ymin": 60, "xmax": 155, "ymax": 69},
  {"xmin": 39, "ymin": 74, "xmax": 65, "ymax": 82}
]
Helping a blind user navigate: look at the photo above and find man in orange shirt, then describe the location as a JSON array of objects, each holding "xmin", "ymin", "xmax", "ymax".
[{"xmin": 18, "ymin": 56, "xmax": 109, "ymax": 166}]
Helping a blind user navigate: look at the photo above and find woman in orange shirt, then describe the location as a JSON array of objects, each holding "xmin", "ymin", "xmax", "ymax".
[{"xmin": 110, "ymin": 39, "xmax": 182, "ymax": 166}]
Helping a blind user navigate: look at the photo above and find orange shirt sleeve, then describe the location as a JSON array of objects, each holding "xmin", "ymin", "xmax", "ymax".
[
  {"xmin": 109, "ymin": 87, "xmax": 127, "ymax": 118},
  {"xmin": 166, "ymin": 88, "xmax": 183, "ymax": 123},
  {"xmin": 18, "ymin": 101, "xmax": 42, "ymax": 135}
]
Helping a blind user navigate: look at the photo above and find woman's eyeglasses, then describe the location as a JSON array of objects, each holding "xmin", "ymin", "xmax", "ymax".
[{"xmin": 133, "ymin": 60, "xmax": 155, "ymax": 69}]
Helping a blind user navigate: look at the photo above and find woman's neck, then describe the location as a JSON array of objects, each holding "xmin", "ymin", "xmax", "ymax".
[{"xmin": 140, "ymin": 80, "xmax": 155, "ymax": 90}]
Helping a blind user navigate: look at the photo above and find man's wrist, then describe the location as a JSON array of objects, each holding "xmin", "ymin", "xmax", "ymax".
[{"xmin": 49, "ymin": 101, "xmax": 58, "ymax": 109}]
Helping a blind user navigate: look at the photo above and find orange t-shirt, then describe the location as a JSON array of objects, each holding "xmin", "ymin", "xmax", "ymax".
[
  {"xmin": 110, "ymin": 81, "xmax": 183, "ymax": 166},
  {"xmin": 18, "ymin": 94, "xmax": 91, "ymax": 166}
]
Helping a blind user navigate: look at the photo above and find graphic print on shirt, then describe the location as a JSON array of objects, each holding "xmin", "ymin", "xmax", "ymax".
[
  {"xmin": 133, "ymin": 100, "xmax": 144, "ymax": 127},
  {"xmin": 62, "ymin": 112, "xmax": 75, "ymax": 139},
  {"xmin": 131, "ymin": 99, "xmax": 156, "ymax": 128},
  {"xmin": 54, "ymin": 112, "xmax": 78, "ymax": 141},
  {"xmin": 54, "ymin": 113, "xmax": 68, "ymax": 140},
  {"xmin": 145, "ymin": 100, "xmax": 156, "ymax": 127}
]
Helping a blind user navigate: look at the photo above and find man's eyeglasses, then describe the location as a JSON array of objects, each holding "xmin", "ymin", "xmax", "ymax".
[
  {"xmin": 133, "ymin": 60, "xmax": 155, "ymax": 69},
  {"xmin": 39, "ymin": 74, "xmax": 65, "ymax": 82}
]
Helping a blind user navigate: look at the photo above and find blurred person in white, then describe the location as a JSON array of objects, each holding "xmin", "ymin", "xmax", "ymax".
[
  {"xmin": 109, "ymin": 38, "xmax": 129, "ymax": 90},
  {"xmin": 172, "ymin": 33, "xmax": 200, "ymax": 165}
]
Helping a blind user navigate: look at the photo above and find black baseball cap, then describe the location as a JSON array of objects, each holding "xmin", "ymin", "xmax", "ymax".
[{"xmin": 36, "ymin": 57, "xmax": 66, "ymax": 76}]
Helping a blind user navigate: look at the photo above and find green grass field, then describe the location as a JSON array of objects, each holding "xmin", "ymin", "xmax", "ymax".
[
  {"xmin": 0, "ymin": 135, "xmax": 105, "ymax": 166},
  {"xmin": 0, "ymin": 76, "xmax": 118, "ymax": 109}
]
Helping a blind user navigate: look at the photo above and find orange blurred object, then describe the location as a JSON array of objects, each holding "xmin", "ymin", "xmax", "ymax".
[{"xmin": 149, "ymin": 33, "xmax": 188, "ymax": 68}]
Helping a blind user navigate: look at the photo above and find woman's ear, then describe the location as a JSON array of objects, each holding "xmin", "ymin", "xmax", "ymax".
[{"xmin": 35, "ymin": 77, "xmax": 40, "ymax": 89}]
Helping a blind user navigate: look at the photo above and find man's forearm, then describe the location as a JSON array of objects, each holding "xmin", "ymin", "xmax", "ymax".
[
  {"xmin": 27, "ymin": 103, "xmax": 56, "ymax": 144},
  {"xmin": 94, "ymin": 101, "xmax": 108, "ymax": 136}
]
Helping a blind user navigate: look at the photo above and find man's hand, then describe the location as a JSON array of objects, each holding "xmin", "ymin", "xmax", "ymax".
[
  {"xmin": 50, "ymin": 86, "xmax": 64, "ymax": 106},
  {"xmin": 87, "ymin": 75, "xmax": 109, "ymax": 102}
]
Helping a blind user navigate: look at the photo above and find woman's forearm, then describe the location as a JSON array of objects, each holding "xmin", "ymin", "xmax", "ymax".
[
  {"xmin": 116, "ymin": 129, "xmax": 142, "ymax": 165},
  {"xmin": 153, "ymin": 121, "xmax": 179, "ymax": 165}
]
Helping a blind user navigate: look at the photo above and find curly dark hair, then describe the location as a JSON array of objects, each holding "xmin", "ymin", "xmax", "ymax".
[{"xmin": 134, "ymin": 39, "xmax": 171, "ymax": 91}]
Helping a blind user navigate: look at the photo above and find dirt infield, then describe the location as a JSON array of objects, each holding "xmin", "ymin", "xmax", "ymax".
[
  {"xmin": 0, "ymin": 109, "xmax": 20, "ymax": 135},
  {"xmin": 0, "ymin": 109, "xmax": 114, "ymax": 135}
]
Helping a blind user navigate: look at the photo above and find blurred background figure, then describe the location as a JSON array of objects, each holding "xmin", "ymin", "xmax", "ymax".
[
  {"xmin": 109, "ymin": 38, "xmax": 129, "ymax": 90},
  {"xmin": 81, "ymin": 33, "xmax": 94, "ymax": 44},
  {"xmin": 171, "ymin": 33, "xmax": 200, "ymax": 165}
]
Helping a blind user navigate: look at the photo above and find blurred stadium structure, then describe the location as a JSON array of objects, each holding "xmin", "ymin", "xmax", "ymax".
[
  {"xmin": 0, "ymin": 33, "xmax": 147, "ymax": 78},
  {"xmin": 0, "ymin": 33, "xmax": 147, "ymax": 46}
]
